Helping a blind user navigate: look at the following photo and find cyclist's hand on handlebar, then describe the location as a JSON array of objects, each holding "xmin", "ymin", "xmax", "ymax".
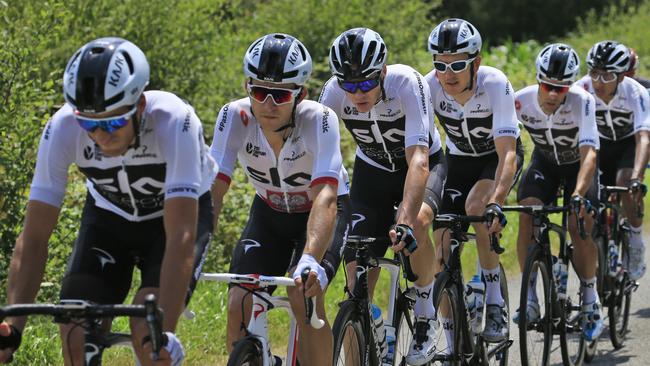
[
  {"xmin": 0, "ymin": 322, "xmax": 21, "ymax": 363},
  {"xmin": 570, "ymin": 194, "xmax": 592, "ymax": 219},
  {"xmin": 389, "ymin": 224, "xmax": 417, "ymax": 255},
  {"xmin": 630, "ymin": 178, "xmax": 647, "ymax": 200},
  {"xmin": 292, "ymin": 254, "xmax": 328, "ymax": 297},
  {"xmin": 484, "ymin": 203, "xmax": 507, "ymax": 235},
  {"xmin": 142, "ymin": 331, "xmax": 185, "ymax": 366}
]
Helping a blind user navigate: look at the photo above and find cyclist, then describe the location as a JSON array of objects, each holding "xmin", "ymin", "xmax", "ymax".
[
  {"xmin": 425, "ymin": 18, "xmax": 523, "ymax": 347},
  {"xmin": 210, "ymin": 33, "xmax": 351, "ymax": 366},
  {"xmin": 577, "ymin": 41, "xmax": 650, "ymax": 280},
  {"xmin": 0, "ymin": 37, "xmax": 215, "ymax": 365},
  {"xmin": 624, "ymin": 48, "xmax": 650, "ymax": 89},
  {"xmin": 514, "ymin": 43, "xmax": 603, "ymax": 340},
  {"xmin": 319, "ymin": 27, "xmax": 446, "ymax": 365}
]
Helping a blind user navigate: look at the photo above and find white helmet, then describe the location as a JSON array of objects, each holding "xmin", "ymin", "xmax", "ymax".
[
  {"xmin": 63, "ymin": 37, "xmax": 149, "ymax": 113},
  {"xmin": 428, "ymin": 18, "xmax": 482, "ymax": 58},
  {"xmin": 586, "ymin": 41, "xmax": 631, "ymax": 73},
  {"xmin": 329, "ymin": 27, "xmax": 387, "ymax": 80},
  {"xmin": 536, "ymin": 43, "xmax": 580, "ymax": 82},
  {"xmin": 243, "ymin": 33, "xmax": 312, "ymax": 85}
]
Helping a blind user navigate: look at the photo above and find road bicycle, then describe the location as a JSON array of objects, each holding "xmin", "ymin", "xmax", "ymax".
[
  {"xmin": 429, "ymin": 213, "xmax": 511, "ymax": 366},
  {"xmin": 200, "ymin": 271, "xmax": 323, "ymax": 366},
  {"xmin": 0, "ymin": 294, "xmax": 164, "ymax": 366},
  {"xmin": 332, "ymin": 235, "xmax": 419, "ymax": 366},
  {"xmin": 583, "ymin": 184, "xmax": 643, "ymax": 360},
  {"xmin": 501, "ymin": 204, "xmax": 587, "ymax": 366}
]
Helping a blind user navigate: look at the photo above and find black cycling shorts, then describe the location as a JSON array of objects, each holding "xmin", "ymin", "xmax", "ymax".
[
  {"xmin": 440, "ymin": 139, "xmax": 524, "ymax": 216},
  {"xmin": 517, "ymin": 148, "xmax": 599, "ymax": 206},
  {"xmin": 229, "ymin": 194, "xmax": 352, "ymax": 287},
  {"xmin": 344, "ymin": 149, "xmax": 446, "ymax": 263},
  {"xmin": 599, "ymin": 136, "xmax": 636, "ymax": 186},
  {"xmin": 60, "ymin": 192, "xmax": 213, "ymax": 305}
]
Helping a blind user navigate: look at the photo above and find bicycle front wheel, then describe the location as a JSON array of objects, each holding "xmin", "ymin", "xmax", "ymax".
[
  {"xmin": 608, "ymin": 229, "xmax": 632, "ymax": 349},
  {"xmin": 391, "ymin": 299, "xmax": 415, "ymax": 366},
  {"xmin": 559, "ymin": 247, "xmax": 586, "ymax": 366},
  {"xmin": 518, "ymin": 246, "xmax": 553, "ymax": 366},
  {"xmin": 227, "ymin": 337, "xmax": 264, "ymax": 366},
  {"xmin": 432, "ymin": 273, "xmax": 463, "ymax": 366},
  {"xmin": 333, "ymin": 300, "xmax": 367, "ymax": 366}
]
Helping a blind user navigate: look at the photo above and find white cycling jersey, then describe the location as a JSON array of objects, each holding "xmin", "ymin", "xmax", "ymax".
[
  {"xmin": 577, "ymin": 75, "xmax": 650, "ymax": 141},
  {"xmin": 210, "ymin": 98, "xmax": 349, "ymax": 213},
  {"xmin": 29, "ymin": 91, "xmax": 217, "ymax": 221},
  {"xmin": 319, "ymin": 64, "xmax": 440, "ymax": 172},
  {"xmin": 425, "ymin": 65, "xmax": 520, "ymax": 156},
  {"xmin": 515, "ymin": 85, "xmax": 599, "ymax": 165}
]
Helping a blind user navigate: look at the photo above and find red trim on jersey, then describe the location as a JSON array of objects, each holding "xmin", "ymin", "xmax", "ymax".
[
  {"xmin": 310, "ymin": 177, "xmax": 339, "ymax": 188},
  {"xmin": 216, "ymin": 172, "xmax": 232, "ymax": 185}
]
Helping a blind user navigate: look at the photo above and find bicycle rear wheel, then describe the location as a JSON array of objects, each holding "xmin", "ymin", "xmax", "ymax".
[
  {"xmin": 227, "ymin": 337, "xmax": 264, "ymax": 366},
  {"xmin": 608, "ymin": 228, "xmax": 632, "ymax": 349},
  {"xmin": 333, "ymin": 300, "xmax": 367, "ymax": 366},
  {"xmin": 518, "ymin": 246, "xmax": 553, "ymax": 366},
  {"xmin": 559, "ymin": 247, "xmax": 586, "ymax": 366},
  {"xmin": 432, "ymin": 273, "xmax": 463, "ymax": 366}
]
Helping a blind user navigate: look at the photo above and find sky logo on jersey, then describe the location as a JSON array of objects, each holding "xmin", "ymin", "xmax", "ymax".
[{"xmin": 242, "ymin": 239, "xmax": 262, "ymax": 254}]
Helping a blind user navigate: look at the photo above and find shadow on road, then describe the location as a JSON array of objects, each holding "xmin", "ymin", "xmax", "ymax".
[{"xmin": 630, "ymin": 306, "xmax": 650, "ymax": 319}]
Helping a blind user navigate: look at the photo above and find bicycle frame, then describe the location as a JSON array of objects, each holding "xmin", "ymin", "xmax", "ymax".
[{"xmin": 200, "ymin": 273, "xmax": 310, "ymax": 366}]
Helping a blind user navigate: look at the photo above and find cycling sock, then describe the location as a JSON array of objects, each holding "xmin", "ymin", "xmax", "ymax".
[
  {"xmin": 526, "ymin": 270, "xmax": 538, "ymax": 302},
  {"xmin": 440, "ymin": 316, "xmax": 454, "ymax": 352},
  {"xmin": 483, "ymin": 267, "xmax": 504, "ymax": 306},
  {"xmin": 630, "ymin": 225, "xmax": 644, "ymax": 248},
  {"xmin": 580, "ymin": 276, "xmax": 598, "ymax": 305},
  {"xmin": 414, "ymin": 280, "xmax": 436, "ymax": 318}
]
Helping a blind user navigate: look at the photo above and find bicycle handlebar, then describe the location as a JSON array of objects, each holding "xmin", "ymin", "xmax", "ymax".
[
  {"xmin": 300, "ymin": 269, "xmax": 325, "ymax": 330},
  {"xmin": 0, "ymin": 295, "xmax": 164, "ymax": 360},
  {"xmin": 433, "ymin": 214, "xmax": 505, "ymax": 254},
  {"xmin": 200, "ymin": 272, "xmax": 325, "ymax": 329},
  {"xmin": 345, "ymin": 236, "xmax": 419, "ymax": 282}
]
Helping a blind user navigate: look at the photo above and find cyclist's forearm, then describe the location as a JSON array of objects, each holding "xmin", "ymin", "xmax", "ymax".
[
  {"xmin": 397, "ymin": 146, "xmax": 428, "ymax": 226},
  {"xmin": 489, "ymin": 150, "xmax": 516, "ymax": 205},
  {"xmin": 7, "ymin": 233, "xmax": 49, "ymax": 330},
  {"xmin": 574, "ymin": 146, "xmax": 597, "ymax": 196},
  {"xmin": 632, "ymin": 130, "xmax": 650, "ymax": 180},
  {"xmin": 303, "ymin": 185, "xmax": 337, "ymax": 261}
]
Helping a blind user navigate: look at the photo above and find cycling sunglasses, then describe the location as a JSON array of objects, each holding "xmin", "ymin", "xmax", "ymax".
[
  {"xmin": 588, "ymin": 70, "xmax": 617, "ymax": 83},
  {"xmin": 537, "ymin": 76, "xmax": 571, "ymax": 93},
  {"xmin": 433, "ymin": 57, "xmax": 476, "ymax": 73},
  {"xmin": 247, "ymin": 84, "xmax": 301, "ymax": 105},
  {"xmin": 337, "ymin": 76, "xmax": 381, "ymax": 94},
  {"xmin": 75, "ymin": 106, "xmax": 137, "ymax": 133}
]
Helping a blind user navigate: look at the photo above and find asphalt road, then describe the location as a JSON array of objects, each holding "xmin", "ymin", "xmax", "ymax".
[{"xmin": 503, "ymin": 228, "xmax": 650, "ymax": 365}]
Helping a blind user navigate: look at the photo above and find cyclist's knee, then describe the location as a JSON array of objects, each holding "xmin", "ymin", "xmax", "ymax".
[{"xmin": 465, "ymin": 197, "xmax": 486, "ymax": 216}]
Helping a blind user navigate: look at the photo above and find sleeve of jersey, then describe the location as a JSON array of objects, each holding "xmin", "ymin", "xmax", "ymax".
[
  {"xmin": 632, "ymin": 82, "xmax": 650, "ymax": 133},
  {"xmin": 488, "ymin": 75, "xmax": 520, "ymax": 139},
  {"xmin": 579, "ymin": 93, "xmax": 599, "ymax": 149},
  {"xmin": 209, "ymin": 103, "xmax": 242, "ymax": 186},
  {"xmin": 28, "ymin": 117, "xmax": 74, "ymax": 208},
  {"xmin": 160, "ymin": 107, "xmax": 204, "ymax": 200},
  {"xmin": 402, "ymin": 70, "xmax": 430, "ymax": 148},
  {"xmin": 310, "ymin": 105, "xmax": 343, "ymax": 189}
]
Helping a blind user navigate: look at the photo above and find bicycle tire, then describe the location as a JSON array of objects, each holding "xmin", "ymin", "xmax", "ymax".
[
  {"xmin": 559, "ymin": 246, "xmax": 586, "ymax": 366},
  {"xmin": 227, "ymin": 337, "xmax": 264, "ymax": 366},
  {"xmin": 432, "ymin": 272, "xmax": 463, "ymax": 366},
  {"xmin": 332, "ymin": 300, "xmax": 367, "ymax": 366},
  {"xmin": 583, "ymin": 237, "xmax": 605, "ymax": 363},
  {"xmin": 391, "ymin": 297, "xmax": 415, "ymax": 366},
  {"xmin": 518, "ymin": 246, "xmax": 553, "ymax": 366},
  {"xmin": 608, "ymin": 228, "xmax": 632, "ymax": 349}
]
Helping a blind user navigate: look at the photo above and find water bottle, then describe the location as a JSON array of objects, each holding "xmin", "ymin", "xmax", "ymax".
[
  {"xmin": 466, "ymin": 274, "xmax": 485, "ymax": 333},
  {"xmin": 608, "ymin": 239, "xmax": 619, "ymax": 277},
  {"xmin": 383, "ymin": 325, "xmax": 396, "ymax": 366},
  {"xmin": 553, "ymin": 256, "xmax": 568, "ymax": 300},
  {"xmin": 371, "ymin": 304, "xmax": 388, "ymax": 358}
]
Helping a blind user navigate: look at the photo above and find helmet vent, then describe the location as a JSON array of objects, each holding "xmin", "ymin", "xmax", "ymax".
[{"xmin": 121, "ymin": 51, "xmax": 134, "ymax": 74}]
